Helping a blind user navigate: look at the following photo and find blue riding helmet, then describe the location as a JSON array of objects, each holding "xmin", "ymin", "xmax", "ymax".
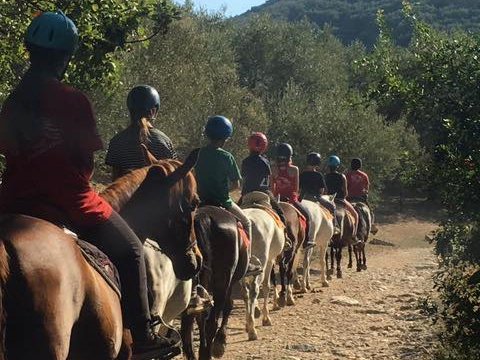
[
  {"xmin": 328, "ymin": 155, "xmax": 341, "ymax": 167},
  {"xmin": 25, "ymin": 11, "xmax": 79, "ymax": 54},
  {"xmin": 127, "ymin": 85, "xmax": 161, "ymax": 113},
  {"xmin": 204, "ymin": 116, "xmax": 233, "ymax": 140}
]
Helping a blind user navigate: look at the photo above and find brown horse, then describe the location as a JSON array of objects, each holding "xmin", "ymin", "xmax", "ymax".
[
  {"xmin": 271, "ymin": 201, "xmax": 305, "ymax": 308},
  {"xmin": 181, "ymin": 206, "xmax": 248, "ymax": 360},
  {"xmin": 0, "ymin": 159, "xmax": 199, "ymax": 360},
  {"xmin": 326, "ymin": 201, "xmax": 356, "ymax": 279}
]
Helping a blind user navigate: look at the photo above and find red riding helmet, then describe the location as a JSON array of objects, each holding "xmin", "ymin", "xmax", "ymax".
[{"xmin": 248, "ymin": 132, "xmax": 268, "ymax": 153}]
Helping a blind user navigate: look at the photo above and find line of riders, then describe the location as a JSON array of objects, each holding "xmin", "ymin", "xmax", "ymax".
[{"xmin": 0, "ymin": 11, "xmax": 377, "ymax": 359}]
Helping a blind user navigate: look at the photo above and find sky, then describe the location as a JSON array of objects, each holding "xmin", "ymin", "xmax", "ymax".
[{"xmin": 178, "ymin": 0, "xmax": 267, "ymax": 17}]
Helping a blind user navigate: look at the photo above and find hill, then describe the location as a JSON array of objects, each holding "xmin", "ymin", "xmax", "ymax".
[{"xmin": 240, "ymin": 0, "xmax": 480, "ymax": 47}]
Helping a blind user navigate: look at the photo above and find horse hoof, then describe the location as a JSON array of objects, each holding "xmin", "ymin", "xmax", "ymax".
[
  {"xmin": 262, "ymin": 317, "xmax": 272, "ymax": 326},
  {"xmin": 347, "ymin": 263, "xmax": 353, "ymax": 269},
  {"xmin": 357, "ymin": 267, "xmax": 362, "ymax": 272},
  {"xmin": 278, "ymin": 295, "xmax": 286, "ymax": 308},
  {"xmin": 248, "ymin": 331, "xmax": 258, "ymax": 341},
  {"xmin": 293, "ymin": 280, "xmax": 302, "ymax": 290},
  {"xmin": 362, "ymin": 264, "xmax": 368, "ymax": 270},
  {"xmin": 254, "ymin": 306, "xmax": 261, "ymax": 319},
  {"xmin": 306, "ymin": 284, "xmax": 312, "ymax": 291},
  {"xmin": 322, "ymin": 281, "xmax": 330, "ymax": 288},
  {"xmin": 327, "ymin": 274, "xmax": 332, "ymax": 281},
  {"xmin": 287, "ymin": 297, "xmax": 295, "ymax": 306},
  {"xmin": 336, "ymin": 271, "xmax": 343, "ymax": 279},
  {"xmin": 272, "ymin": 303, "xmax": 281, "ymax": 311},
  {"xmin": 299, "ymin": 287, "xmax": 307, "ymax": 294},
  {"xmin": 212, "ymin": 336, "xmax": 226, "ymax": 358},
  {"xmin": 326, "ymin": 269, "xmax": 333, "ymax": 276}
]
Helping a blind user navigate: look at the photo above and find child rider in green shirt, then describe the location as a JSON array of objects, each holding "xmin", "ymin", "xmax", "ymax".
[{"xmin": 195, "ymin": 115, "xmax": 262, "ymax": 276}]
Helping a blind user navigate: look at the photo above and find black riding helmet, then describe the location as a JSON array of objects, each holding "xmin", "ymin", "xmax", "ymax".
[
  {"xmin": 127, "ymin": 85, "xmax": 160, "ymax": 114},
  {"xmin": 306, "ymin": 152, "xmax": 322, "ymax": 166},
  {"xmin": 276, "ymin": 143, "xmax": 293, "ymax": 160},
  {"xmin": 351, "ymin": 158, "xmax": 362, "ymax": 170}
]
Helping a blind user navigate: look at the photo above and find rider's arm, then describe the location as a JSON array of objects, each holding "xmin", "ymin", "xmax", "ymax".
[
  {"xmin": 342, "ymin": 174, "xmax": 348, "ymax": 198},
  {"xmin": 291, "ymin": 165, "xmax": 300, "ymax": 194},
  {"xmin": 230, "ymin": 179, "xmax": 241, "ymax": 191}
]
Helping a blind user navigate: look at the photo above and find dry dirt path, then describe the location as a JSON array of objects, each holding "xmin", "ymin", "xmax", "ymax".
[{"xmin": 220, "ymin": 201, "xmax": 440, "ymax": 360}]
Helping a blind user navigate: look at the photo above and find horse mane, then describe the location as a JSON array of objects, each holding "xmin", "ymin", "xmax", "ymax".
[{"xmin": 101, "ymin": 159, "xmax": 198, "ymax": 213}]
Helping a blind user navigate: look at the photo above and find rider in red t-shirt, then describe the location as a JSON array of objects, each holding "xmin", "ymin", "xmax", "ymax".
[
  {"xmin": 0, "ymin": 11, "xmax": 172, "ymax": 357},
  {"xmin": 346, "ymin": 158, "xmax": 378, "ymax": 233}
]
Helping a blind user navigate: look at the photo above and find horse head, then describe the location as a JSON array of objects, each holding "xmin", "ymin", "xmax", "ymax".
[{"xmin": 102, "ymin": 155, "xmax": 202, "ymax": 281}]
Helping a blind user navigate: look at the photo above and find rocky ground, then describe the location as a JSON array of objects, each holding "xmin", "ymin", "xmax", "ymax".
[{"xmin": 220, "ymin": 198, "xmax": 441, "ymax": 360}]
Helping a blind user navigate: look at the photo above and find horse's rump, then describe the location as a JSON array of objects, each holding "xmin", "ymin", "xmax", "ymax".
[
  {"xmin": 0, "ymin": 214, "xmax": 123, "ymax": 359},
  {"xmin": 353, "ymin": 202, "xmax": 371, "ymax": 241}
]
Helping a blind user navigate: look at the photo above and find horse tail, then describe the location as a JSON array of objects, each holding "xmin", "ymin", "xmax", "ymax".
[
  {"xmin": 0, "ymin": 240, "xmax": 9, "ymax": 360},
  {"xmin": 194, "ymin": 212, "xmax": 212, "ymax": 268}
]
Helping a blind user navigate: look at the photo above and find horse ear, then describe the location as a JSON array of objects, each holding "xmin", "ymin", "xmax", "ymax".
[{"xmin": 141, "ymin": 144, "xmax": 158, "ymax": 165}]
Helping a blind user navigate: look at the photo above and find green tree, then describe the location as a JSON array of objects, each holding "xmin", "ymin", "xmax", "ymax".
[{"xmin": 0, "ymin": 0, "xmax": 179, "ymax": 99}]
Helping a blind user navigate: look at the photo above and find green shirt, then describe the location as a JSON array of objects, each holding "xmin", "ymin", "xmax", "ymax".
[{"xmin": 195, "ymin": 146, "xmax": 241, "ymax": 208}]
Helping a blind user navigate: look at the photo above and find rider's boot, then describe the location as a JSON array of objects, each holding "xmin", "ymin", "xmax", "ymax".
[{"xmin": 333, "ymin": 219, "xmax": 341, "ymax": 235}]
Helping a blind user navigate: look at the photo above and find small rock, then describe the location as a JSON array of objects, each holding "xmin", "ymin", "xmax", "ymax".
[
  {"xmin": 285, "ymin": 343, "xmax": 318, "ymax": 352},
  {"xmin": 331, "ymin": 296, "xmax": 361, "ymax": 306}
]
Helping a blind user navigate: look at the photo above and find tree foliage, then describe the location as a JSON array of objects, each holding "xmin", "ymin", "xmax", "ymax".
[
  {"xmin": 241, "ymin": 0, "xmax": 480, "ymax": 48},
  {"xmin": 0, "ymin": 0, "xmax": 179, "ymax": 99},
  {"xmin": 360, "ymin": 3, "xmax": 480, "ymax": 357}
]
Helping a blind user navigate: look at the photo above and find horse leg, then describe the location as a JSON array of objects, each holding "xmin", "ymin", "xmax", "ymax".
[
  {"xmin": 336, "ymin": 246, "xmax": 343, "ymax": 279},
  {"xmin": 302, "ymin": 247, "xmax": 313, "ymax": 292},
  {"xmin": 292, "ymin": 249, "xmax": 303, "ymax": 292},
  {"xmin": 262, "ymin": 261, "xmax": 274, "ymax": 327},
  {"xmin": 200, "ymin": 303, "xmax": 222, "ymax": 360},
  {"xmin": 348, "ymin": 244, "xmax": 353, "ymax": 268},
  {"xmin": 318, "ymin": 244, "xmax": 329, "ymax": 288},
  {"xmin": 362, "ymin": 243, "xmax": 368, "ymax": 270},
  {"xmin": 278, "ymin": 259, "xmax": 287, "ymax": 307},
  {"xmin": 328, "ymin": 245, "xmax": 335, "ymax": 279},
  {"xmin": 181, "ymin": 313, "xmax": 197, "ymax": 360},
  {"xmin": 246, "ymin": 277, "xmax": 260, "ymax": 341},
  {"xmin": 212, "ymin": 287, "xmax": 233, "ymax": 358}
]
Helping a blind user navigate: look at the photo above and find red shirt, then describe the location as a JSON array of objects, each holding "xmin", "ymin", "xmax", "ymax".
[
  {"xmin": 346, "ymin": 170, "xmax": 370, "ymax": 198},
  {"xmin": 0, "ymin": 79, "xmax": 112, "ymax": 227},
  {"xmin": 271, "ymin": 162, "xmax": 299, "ymax": 202}
]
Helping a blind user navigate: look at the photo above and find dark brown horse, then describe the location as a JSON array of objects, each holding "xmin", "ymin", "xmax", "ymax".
[
  {"xmin": 181, "ymin": 206, "xmax": 248, "ymax": 360},
  {"xmin": 0, "ymin": 159, "xmax": 199, "ymax": 360},
  {"xmin": 348, "ymin": 202, "xmax": 372, "ymax": 272},
  {"xmin": 326, "ymin": 202, "xmax": 356, "ymax": 279},
  {"xmin": 271, "ymin": 201, "xmax": 305, "ymax": 308}
]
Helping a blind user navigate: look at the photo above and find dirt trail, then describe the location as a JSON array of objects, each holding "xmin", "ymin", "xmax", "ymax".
[{"xmin": 222, "ymin": 199, "xmax": 440, "ymax": 360}]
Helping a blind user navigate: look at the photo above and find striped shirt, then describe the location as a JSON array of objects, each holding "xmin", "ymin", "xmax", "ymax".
[{"xmin": 105, "ymin": 126, "xmax": 177, "ymax": 170}]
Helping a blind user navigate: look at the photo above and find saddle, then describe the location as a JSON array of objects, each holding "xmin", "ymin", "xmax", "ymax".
[
  {"xmin": 335, "ymin": 200, "xmax": 357, "ymax": 228},
  {"xmin": 241, "ymin": 191, "xmax": 285, "ymax": 229},
  {"xmin": 64, "ymin": 229, "xmax": 121, "ymax": 298}
]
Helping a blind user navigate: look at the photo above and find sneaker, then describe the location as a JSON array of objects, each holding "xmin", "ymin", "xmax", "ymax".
[
  {"xmin": 131, "ymin": 321, "xmax": 180, "ymax": 360},
  {"xmin": 186, "ymin": 285, "xmax": 213, "ymax": 315},
  {"xmin": 303, "ymin": 241, "xmax": 316, "ymax": 250},
  {"xmin": 245, "ymin": 256, "xmax": 263, "ymax": 277}
]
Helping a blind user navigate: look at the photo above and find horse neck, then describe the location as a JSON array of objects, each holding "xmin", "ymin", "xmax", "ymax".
[{"xmin": 101, "ymin": 167, "xmax": 150, "ymax": 213}]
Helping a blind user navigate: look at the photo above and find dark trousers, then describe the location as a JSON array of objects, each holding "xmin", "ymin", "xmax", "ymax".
[{"xmin": 77, "ymin": 210, "xmax": 150, "ymax": 328}]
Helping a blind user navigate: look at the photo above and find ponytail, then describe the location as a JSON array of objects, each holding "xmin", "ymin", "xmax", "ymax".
[{"xmin": 133, "ymin": 116, "xmax": 153, "ymax": 146}]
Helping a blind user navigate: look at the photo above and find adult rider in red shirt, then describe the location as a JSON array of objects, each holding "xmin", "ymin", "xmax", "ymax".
[{"xmin": 0, "ymin": 11, "xmax": 172, "ymax": 358}]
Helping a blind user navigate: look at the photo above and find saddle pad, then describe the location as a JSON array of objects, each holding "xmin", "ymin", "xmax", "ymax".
[
  {"xmin": 237, "ymin": 222, "xmax": 250, "ymax": 248},
  {"xmin": 76, "ymin": 239, "xmax": 121, "ymax": 298},
  {"xmin": 246, "ymin": 204, "xmax": 285, "ymax": 229},
  {"xmin": 318, "ymin": 205, "xmax": 334, "ymax": 221}
]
